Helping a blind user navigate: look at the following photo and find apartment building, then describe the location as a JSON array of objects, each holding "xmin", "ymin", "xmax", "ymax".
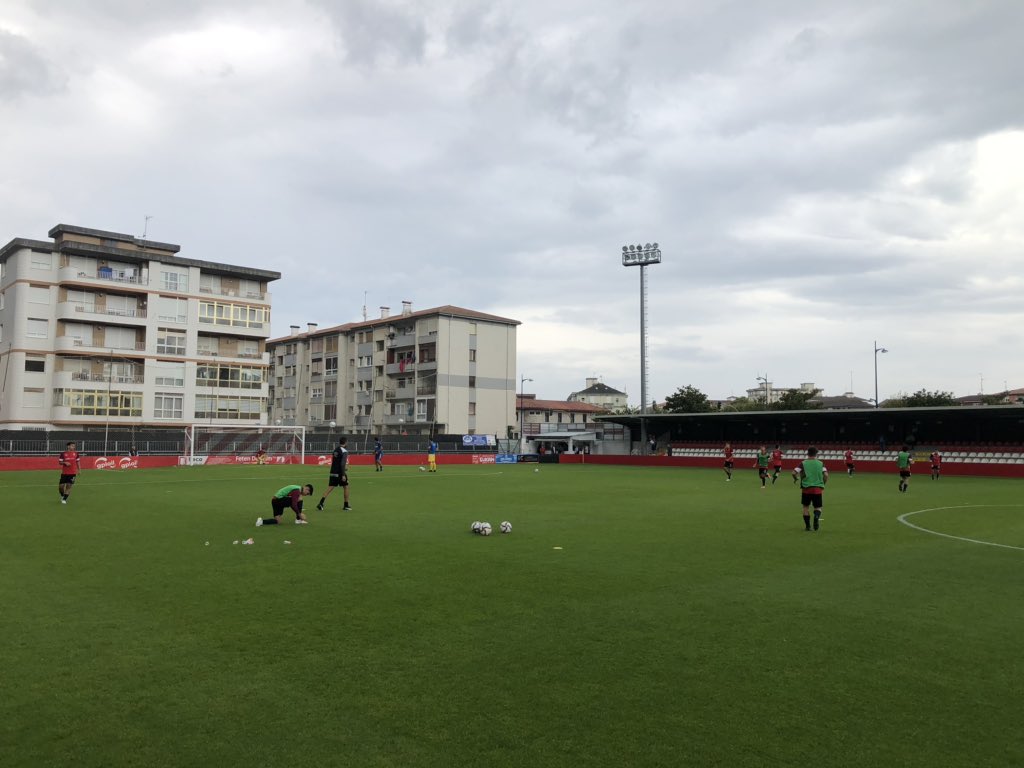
[
  {"xmin": 0, "ymin": 224, "xmax": 279, "ymax": 430},
  {"xmin": 267, "ymin": 302, "xmax": 519, "ymax": 437}
]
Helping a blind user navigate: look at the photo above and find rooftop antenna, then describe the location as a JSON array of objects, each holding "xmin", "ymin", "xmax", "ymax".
[
  {"xmin": 362, "ymin": 291, "xmax": 368, "ymax": 321},
  {"xmin": 141, "ymin": 215, "xmax": 153, "ymax": 239}
]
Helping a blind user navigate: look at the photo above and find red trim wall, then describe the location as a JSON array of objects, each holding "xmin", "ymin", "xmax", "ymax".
[{"xmin": 2, "ymin": 453, "xmax": 1021, "ymax": 478}]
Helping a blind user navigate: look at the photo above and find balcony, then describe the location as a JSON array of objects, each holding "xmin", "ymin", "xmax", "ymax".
[
  {"xmin": 386, "ymin": 362, "xmax": 416, "ymax": 375},
  {"xmin": 198, "ymin": 349, "xmax": 269, "ymax": 363},
  {"xmin": 417, "ymin": 359, "xmax": 438, "ymax": 373},
  {"xmin": 390, "ymin": 332, "xmax": 415, "ymax": 348},
  {"xmin": 354, "ymin": 415, "xmax": 371, "ymax": 427},
  {"xmin": 383, "ymin": 414, "xmax": 412, "ymax": 425},
  {"xmin": 356, "ymin": 392, "xmax": 371, "ymax": 406},
  {"xmin": 58, "ymin": 266, "xmax": 149, "ymax": 291},
  {"xmin": 384, "ymin": 386, "xmax": 415, "ymax": 400},
  {"xmin": 56, "ymin": 337, "xmax": 146, "ymax": 354},
  {"xmin": 57, "ymin": 301, "xmax": 147, "ymax": 325},
  {"xmin": 199, "ymin": 286, "xmax": 268, "ymax": 301},
  {"xmin": 54, "ymin": 370, "xmax": 144, "ymax": 389}
]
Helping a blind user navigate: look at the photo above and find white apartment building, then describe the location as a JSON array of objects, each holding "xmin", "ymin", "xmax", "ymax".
[
  {"xmin": 267, "ymin": 302, "xmax": 519, "ymax": 437},
  {"xmin": 0, "ymin": 224, "xmax": 280, "ymax": 430}
]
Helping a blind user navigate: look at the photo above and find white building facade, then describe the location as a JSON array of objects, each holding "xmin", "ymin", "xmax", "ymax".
[
  {"xmin": 0, "ymin": 224, "xmax": 279, "ymax": 430},
  {"xmin": 267, "ymin": 303, "xmax": 519, "ymax": 437}
]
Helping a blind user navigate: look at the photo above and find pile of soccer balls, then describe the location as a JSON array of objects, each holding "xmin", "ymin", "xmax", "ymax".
[{"xmin": 471, "ymin": 520, "xmax": 512, "ymax": 536}]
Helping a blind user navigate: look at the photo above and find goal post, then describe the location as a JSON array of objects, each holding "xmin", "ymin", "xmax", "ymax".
[{"xmin": 183, "ymin": 425, "xmax": 306, "ymax": 466}]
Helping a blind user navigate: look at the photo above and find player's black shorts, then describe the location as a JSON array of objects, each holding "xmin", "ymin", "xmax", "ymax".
[
  {"xmin": 931, "ymin": 464, "xmax": 941, "ymax": 471},
  {"xmin": 801, "ymin": 492, "xmax": 824, "ymax": 508},
  {"xmin": 899, "ymin": 470, "xmax": 911, "ymax": 478},
  {"xmin": 846, "ymin": 463, "xmax": 855, "ymax": 470},
  {"xmin": 328, "ymin": 473, "xmax": 349, "ymax": 487},
  {"xmin": 59, "ymin": 474, "xmax": 77, "ymax": 485},
  {"xmin": 724, "ymin": 461, "xmax": 734, "ymax": 469},
  {"xmin": 758, "ymin": 467, "xmax": 769, "ymax": 477},
  {"xmin": 271, "ymin": 497, "xmax": 302, "ymax": 517},
  {"xmin": 772, "ymin": 464, "xmax": 783, "ymax": 471}
]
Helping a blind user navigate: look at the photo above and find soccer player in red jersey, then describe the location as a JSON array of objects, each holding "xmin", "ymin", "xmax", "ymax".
[
  {"xmin": 723, "ymin": 443, "xmax": 735, "ymax": 481},
  {"xmin": 844, "ymin": 448, "xmax": 855, "ymax": 476},
  {"xmin": 929, "ymin": 450, "xmax": 942, "ymax": 480},
  {"xmin": 770, "ymin": 444, "xmax": 784, "ymax": 484},
  {"xmin": 57, "ymin": 441, "xmax": 82, "ymax": 504}
]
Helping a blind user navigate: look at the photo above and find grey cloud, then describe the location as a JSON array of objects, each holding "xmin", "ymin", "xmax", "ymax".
[
  {"xmin": 311, "ymin": 0, "xmax": 427, "ymax": 66},
  {"xmin": 0, "ymin": 28, "xmax": 65, "ymax": 97}
]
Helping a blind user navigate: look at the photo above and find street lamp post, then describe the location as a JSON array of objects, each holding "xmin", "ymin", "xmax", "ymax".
[
  {"xmin": 621, "ymin": 243, "xmax": 662, "ymax": 455},
  {"xmin": 104, "ymin": 349, "xmax": 138, "ymax": 456},
  {"xmin": 519, "ymin": 375, "xmax": 533, "ymax": 454},
  {"xmin": 756, "ymin": 374, "xmax": 769, "ymax": 407},
  {"xmin": 873, "ymin": 341, "xmax": 888, "ymax": 408}
]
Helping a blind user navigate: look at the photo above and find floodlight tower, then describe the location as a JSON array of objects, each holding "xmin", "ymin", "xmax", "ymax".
[{"xmin": 622, "ymin": 243, "xmax": 662, "ymax": 455}]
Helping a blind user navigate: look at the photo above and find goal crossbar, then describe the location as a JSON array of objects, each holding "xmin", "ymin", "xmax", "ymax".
[{"xmin": 185, "ymin": 425, "xmax": 306, "ymax": 465}]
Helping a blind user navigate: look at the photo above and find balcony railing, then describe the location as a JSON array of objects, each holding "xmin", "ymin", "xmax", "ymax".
[
  {"xmin": 65, "ymin": 303, "xmax": 147, "ymax": 319},
  {"xmin": 199, "ymin": 286, "xmax": 267, "ymax": 301},
  {"xmin": 70, "ymin": 371, "xmax": 144, "ymax": 384}
]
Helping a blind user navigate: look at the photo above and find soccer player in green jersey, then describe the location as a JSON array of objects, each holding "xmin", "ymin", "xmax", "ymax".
[
  {"xmin": 257, "ymin": 484, "xmax": 313, "ymax": 526},
  {"xmin": 792, "ymin": 446, "xmax": 828, "ymax": 531},
  {"xmin": 897, "ymin": 446, "xmax": 913, "ymax": 493},
  {"xmin": 754, "ymin": 445, "xmax": 771, "ymax": 489}
]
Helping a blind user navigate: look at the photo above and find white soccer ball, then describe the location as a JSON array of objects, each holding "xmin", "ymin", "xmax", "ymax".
[
  {"xmin": 471, "ymin": 521, "xmax": 482, "ymax": 533},
  {"xmin": 419, "ymin": 466, "xmax": 426, "ymax": 472},
  {"xmin": 534, "ymin": 468, "xmax": 539, "ymax": 473},
  {"xmin": 500, "ymin": 521, "xmax": 512, "ymax": 534},
  {"xmin": 479, "ymin": 522, "xmax": 492, "ymax": 536},
  {"xmin": 329, "ymin": 421, "xmax": 336, "ymax": 428}
]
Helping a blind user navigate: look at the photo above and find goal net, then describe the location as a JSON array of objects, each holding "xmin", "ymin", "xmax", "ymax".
[{"xmin": 183, "ymin": 425, "xmax": 306, "ymax": 466}]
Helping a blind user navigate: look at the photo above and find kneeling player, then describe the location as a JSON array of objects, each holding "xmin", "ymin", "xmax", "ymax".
[{"xmin": 257, "ymin": 484, "xmax": 313, "ymax": 526}]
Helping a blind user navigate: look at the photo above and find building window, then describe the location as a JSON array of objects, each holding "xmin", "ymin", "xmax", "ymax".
[
  {"xmin": 25, "ymin": 358, "xmax": 45, "ymax": 373},
  {"xmin": 54, "ymin": 388, "xmax": 143, "ymax": 416},
  {"xmin": 31, "ymin": 252, "xmax": 52, "ymax": 270},
  {"xmin": 29, "ymin": 285, "xmax": 50, "ymax": 304},
  {"xmin": 161, "ymin": 271, "xmax": 188, "ymax": 292},
  {"xmin": 468, "ymin": 376, "xmax": 476, "ymax": 388},
  {"xmin": 468, "ymin": 402, "xmax": 476, "ymax": 416},
  {"xmin": 325, "ymin": 357, "xmax": 338, "ymax": 375},
  {"xmin": 469, "ymin": 349, "xmax": 476, "ymax": 362},
  {"xmin": 23, "ymin": 387, "xmax": 45, "ymax": 407},
  {"xmin": 194, "ymin": 395, "xmax": 266, "ymax": 420},
  {"xmin": 154, "ymin": 362, "xmax": 185, "ymax": 387},
  {"xmin": 27, "ymin": 318, "xmax": 49, "ymax": 338},
  {"xmin": 156, "ymin": 296, "xmax": 188, "ymax": 323},
  {"xmin": 154, "ymin": 393, "xmax": 184, "ymax": 419},
  {"xmin": 157, "ymin": 328, "xmax": 186, "ymax": 355}
]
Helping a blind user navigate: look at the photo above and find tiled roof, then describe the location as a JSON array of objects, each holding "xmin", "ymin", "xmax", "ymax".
[
  {"xmin": 573, "ymin": 382, "xmax": 626, "ymax": 396},
  {"xmin": 518, "ymin": 397, "xmax": 609, "ymax": 413}
]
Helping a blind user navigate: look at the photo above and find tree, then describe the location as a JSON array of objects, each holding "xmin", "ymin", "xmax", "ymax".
[
  {"xmin": 885, "ymin": 389, "xmax": 957, "ymax": 408},
  {"xmin": 771, "ymin": 388, "xmax": 822, "ymax": 411},
  {"xmin": 663, "ymin": 385, "xmax": 712, "ymax": 413},
  {"xmin": 717, "ymin": 397, "xmax": 761, "ymax": 412}
]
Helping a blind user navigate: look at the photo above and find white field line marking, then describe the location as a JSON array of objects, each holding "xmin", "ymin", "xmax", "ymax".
[{"xmin": 897, "ymin": 504, "xmax": 1024, "ymax": 552}]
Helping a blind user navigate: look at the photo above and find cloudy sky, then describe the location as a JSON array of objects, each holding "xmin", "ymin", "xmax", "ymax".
[{"xmin": 3, "ymin": 0, "xmax": 1023, "ymax": 405}]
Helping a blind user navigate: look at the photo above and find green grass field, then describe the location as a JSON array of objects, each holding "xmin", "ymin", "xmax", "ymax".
[{"xmin": 2, "ymin": 463, "xmax": 1023, "ymax": 767}]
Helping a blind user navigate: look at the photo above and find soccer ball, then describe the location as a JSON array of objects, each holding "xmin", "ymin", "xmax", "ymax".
[
  {"xmin": 471, "ymin": 521, "xmax": 482, "ymax": 533},
  {"xmin": 478, "ymin": 522, "xmax": 492, "ymax": 536},
  {"xmin": 329, "ymin": 421, "xmax": 336, "ymax": 428},
  {"xmin": 500, "ymin": 521, "xmax": 512, "ymax": 534},
  {"xmin": 418, "ymin": 466, "xmax": 426, "ymax": 472}
]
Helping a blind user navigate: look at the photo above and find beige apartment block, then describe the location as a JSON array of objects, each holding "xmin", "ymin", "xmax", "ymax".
[
  {"xmin": 0, "ymin": 224, "xmax": 279, "ymax": 430},
  {"xmin": 267, "ymin": 302, "xmax": 519, "ymax": 437}
]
